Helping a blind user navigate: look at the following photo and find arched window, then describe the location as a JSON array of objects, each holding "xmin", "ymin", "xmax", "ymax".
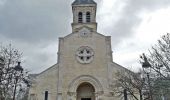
[
  {"xmin": 78, "ymin": 12, "xmax": 83, "ymax": 23},
  {"xmin": 86, "ymin": 12, "xmax": 91, "ymax": 22}
]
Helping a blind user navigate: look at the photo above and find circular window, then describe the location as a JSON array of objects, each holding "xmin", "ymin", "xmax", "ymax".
[{"xmin": 76, "ymin": 46, "xmax": 94, "ymax": 64}]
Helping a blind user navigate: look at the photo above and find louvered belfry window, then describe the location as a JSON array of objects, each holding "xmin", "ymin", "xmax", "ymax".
[
  {"xmin": 86, "ymin": 12, "xmax": 91, "ymax": 22},
  {"xmin": 78, "ymin": 12, "xmax": 83, "ymax": 23}
]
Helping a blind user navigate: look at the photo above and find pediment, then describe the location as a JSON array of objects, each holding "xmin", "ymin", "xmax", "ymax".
[
  {"xmin": 79, "ymin": 27, "xmax": 91, "ymax": 33},
  {"xmin": 78, "ymin": 27, "xmax": 92, "ymax": 38},
  {"xmin": 75, "ymin": 26, "xmax": 93, "ymax": 32}
]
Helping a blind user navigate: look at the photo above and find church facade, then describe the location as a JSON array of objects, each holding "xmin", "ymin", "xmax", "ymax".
[{"xmin": 28, "ymin": 0, "xmax": 129, "ymax": 100}]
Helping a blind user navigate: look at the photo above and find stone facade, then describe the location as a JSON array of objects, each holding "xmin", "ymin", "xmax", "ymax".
[{"xmin": 28, "ymin": 0, "xmax": 130, "ymax": 100}]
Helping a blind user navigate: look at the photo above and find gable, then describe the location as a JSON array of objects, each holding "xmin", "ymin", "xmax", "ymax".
[{"xmin": 36, "ymin": 64, "xmax": 58, "ymax": 78}]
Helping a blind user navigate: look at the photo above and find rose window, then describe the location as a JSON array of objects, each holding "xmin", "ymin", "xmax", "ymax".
[{"xmin": 76, "ymin": 46, "xmax": 94, "ymax": 64}]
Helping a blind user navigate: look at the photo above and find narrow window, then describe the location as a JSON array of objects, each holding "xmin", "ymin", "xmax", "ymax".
[
  {"xmin": 45, "ymin": 91, "xmax": 48, "ymax": 100},
  {"xmin": 78, "ymin": 12, "xmax": 83, "ymax": 23},
  {"xmin": 86, "ymin": 12, "xmax": 91, "ymax": 22}
]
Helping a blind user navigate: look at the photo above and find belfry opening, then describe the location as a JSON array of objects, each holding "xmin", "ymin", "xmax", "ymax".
[{"xmin": 76, "ymin": 82, "xmax": 95, "ymax": 100}]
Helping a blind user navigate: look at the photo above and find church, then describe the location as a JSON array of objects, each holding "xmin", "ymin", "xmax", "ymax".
[{"xmin": 28, "ymin": 0, "xmax": 130, "ymax": 100}]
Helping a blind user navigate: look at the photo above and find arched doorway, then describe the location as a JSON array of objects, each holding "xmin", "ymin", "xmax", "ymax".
[{"xmin": 77, "ymin": 82, "xmax": 95, "ymax": 100}]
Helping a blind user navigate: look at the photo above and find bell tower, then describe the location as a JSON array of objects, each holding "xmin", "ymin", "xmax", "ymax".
[{"xmin": 72, "ymin": 0, "xmax": 97, "ymax": 32}]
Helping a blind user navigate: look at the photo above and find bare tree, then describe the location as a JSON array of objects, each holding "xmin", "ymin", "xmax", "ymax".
[
  {"xmin": 114, "ymin": 33, "xmax": 170, "ymax": 100},
  {"xmin": 0, "ymin": 44, "xmax": 30, "ymax": 100},
  {"xmin": 140, "ymin": 33, "xmax": 170, "ymax": 100},
  {"xmin": 113, "ymin": 70, "xmax": 145, "ymax": 100},
  {"xmin": 148, "ymin": 33, "xmax": 170, "ymax": 78}
]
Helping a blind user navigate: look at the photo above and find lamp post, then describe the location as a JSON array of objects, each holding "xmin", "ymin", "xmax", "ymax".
[
  {"xmin": 141, "ymin": 54, "xmax": 153, "ymax": 100},
  {"xmin": 156, "ymin": 64, "xmax": 165, "ymax": 100},
  {"xmin": 124, "ymin": 89, "xmax": 128, "ymax": 100},
  {"xmin": 12, "ymin": 62, "xmax": 23, "ymax": 100}
]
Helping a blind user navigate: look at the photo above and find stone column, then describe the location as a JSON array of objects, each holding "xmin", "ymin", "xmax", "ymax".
[
  {"xmin": 83, "ymin": 13, "xmax": 86, "ymax": 23},
  {"xmin": 95, "ymin": 92, "xmax": 99, "ymax": 100},
  {"xmin": 95, "ymin": 91, "xmax": 103, "ymax": 100},
  {"xmin": 57, "ymin": 38, "xmax": 64, "ymax": 100},
  {"xmin": 57, "ymin": 93, "xmax": 62, "ymax": 100}
]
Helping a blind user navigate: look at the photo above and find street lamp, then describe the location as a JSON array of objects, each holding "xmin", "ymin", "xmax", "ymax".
[
  {"xmin": 13, "ymin": 62, "xmax": 23, "ymax": 100},
  {"xmin": 14, "ymin": 62, "xmax": 23, "ymax": 73},
  {"xmin": 141, "ymin": 53, "xmax": 153, "ymax": 100}
]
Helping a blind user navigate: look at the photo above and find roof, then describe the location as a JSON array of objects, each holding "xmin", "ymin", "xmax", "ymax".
[{"xmin": 72, "ymin": 0, "xmax": 96, "ymax": 5}]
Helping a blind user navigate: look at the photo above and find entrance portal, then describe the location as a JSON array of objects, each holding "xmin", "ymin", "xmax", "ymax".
[
  {"xmin": 77, "ymin": 82, "xmax": 95, "ymax": 100},
  {"xmin": 81, "ymin": 98, "xmax": 91, "ymax": 100}
]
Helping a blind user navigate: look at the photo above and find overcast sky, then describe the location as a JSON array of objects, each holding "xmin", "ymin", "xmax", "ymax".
[{"xmin": 0, "ymin": 0, "xmax": 170, "ymax": 73}]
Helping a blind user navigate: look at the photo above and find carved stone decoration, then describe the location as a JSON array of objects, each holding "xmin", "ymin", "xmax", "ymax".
[
  {"xmin": 68, "ymin": 92, "xmax": 77, "ymax": 97},
  {"xmin": 68, "ymin": 75, "xmax": 104, "ymax": 97},
  {"xmin": 76, "ymin": 46, "xmax": 94, "ymax": 64}
]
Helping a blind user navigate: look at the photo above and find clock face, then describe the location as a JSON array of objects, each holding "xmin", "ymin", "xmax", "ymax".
[
  {"xmin": 76, "ymin": 46, "xmax": 94, "ymax": 64},
  {"xmin": 81, "ymin": 32, "xmax": 88, "ymax": 37},
  {"xmin": 79, "ymin": 27, "xmax": 91, "ymax": 38}
]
